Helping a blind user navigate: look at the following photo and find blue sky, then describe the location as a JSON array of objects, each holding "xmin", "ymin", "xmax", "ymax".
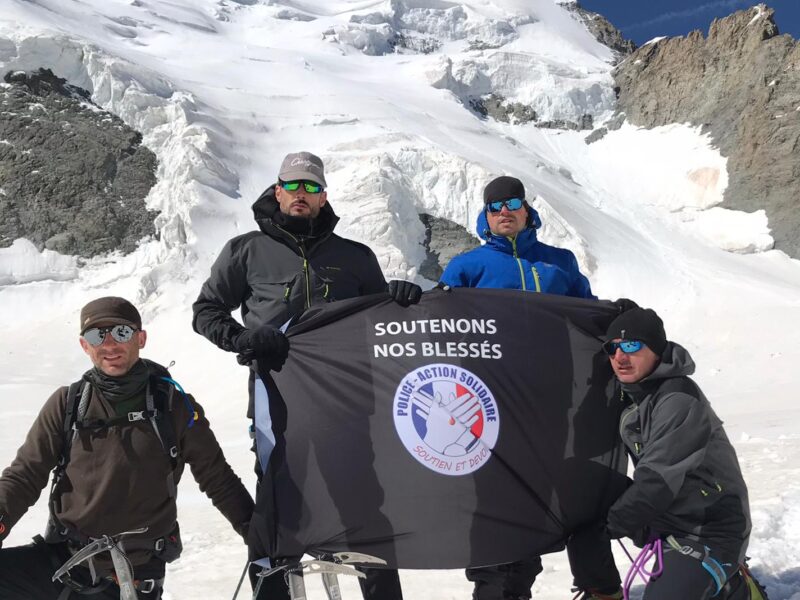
[{"xmin": 578, "ymin": 1, "xmax": 800, "ymax": 46}]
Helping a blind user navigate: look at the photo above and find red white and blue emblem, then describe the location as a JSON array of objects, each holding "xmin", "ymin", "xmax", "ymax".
[{"xmin": 393, "ymin": 363, "xmax": 500, "ymax": 476}]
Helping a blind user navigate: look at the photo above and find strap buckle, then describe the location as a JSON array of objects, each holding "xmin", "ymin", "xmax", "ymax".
[
  {"xmin": 139, "ymin": 579, "xmax": 157, "ymax": 594},
  {"xmin": 128, "ymin": 411, "xmax": 146, "ymax": 422}
]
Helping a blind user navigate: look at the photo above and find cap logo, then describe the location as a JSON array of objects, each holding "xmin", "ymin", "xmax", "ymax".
[
  {"xmin": 290, "ymin": 157, "xmax": 319, "ymax": 171},
  {"xmin": 621, "ymin": 329, "xmax": 626, "ymax": 338}
]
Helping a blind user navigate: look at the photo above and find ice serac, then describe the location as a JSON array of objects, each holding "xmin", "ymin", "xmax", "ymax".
[{"xmin": 612, "ymin": 4, "xmax": 800, "ymax": 258}]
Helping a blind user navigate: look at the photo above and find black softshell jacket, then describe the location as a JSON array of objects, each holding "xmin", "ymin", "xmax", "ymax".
[
  {"xmin": 192, "ymin": 185, "xmax": 387, "ymax": 352},
  {"xmin": 607, "ymin": 343, "xmax": 751, "ymax": 563}
]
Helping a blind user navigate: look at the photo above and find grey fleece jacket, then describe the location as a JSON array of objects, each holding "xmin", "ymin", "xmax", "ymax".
[{"xmin": 607, "ymin": 342, "xmax": 751, "ymax": 563}]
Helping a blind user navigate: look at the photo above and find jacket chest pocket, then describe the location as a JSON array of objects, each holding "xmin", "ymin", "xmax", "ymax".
[
  {"xmin": 620, "ymin": 406, "xmax": 644, "ymax": 458},
  {"xmin": 313, "ymin": 266, "xmax": 362, "ymax": 302},
  {"xmin": 627, "ymin": 430, "xmax": 644, "ymax": 457},
  {"xmin": 248, "ymin": 271, "xmax": 307, "ymax": 318}
]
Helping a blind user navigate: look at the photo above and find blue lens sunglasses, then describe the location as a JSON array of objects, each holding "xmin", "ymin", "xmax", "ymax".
[
  {"xmin": 486, "ymin": 198, "xmax": 524, "ymax": 213},
  {"xmin": 603, "ymin": 340, "xmax": 644, "ymax": 356}
]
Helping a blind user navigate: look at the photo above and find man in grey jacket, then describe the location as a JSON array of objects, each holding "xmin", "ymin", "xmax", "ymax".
[
  {"xmin": 193, "ymin": 151, "xmax": 418, "ymax": 600},
  {"xmin": 603, "ymin": 308, "xmax": 763, "ymax": 599}
]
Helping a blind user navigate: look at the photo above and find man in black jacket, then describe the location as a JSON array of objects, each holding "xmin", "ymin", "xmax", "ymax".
[
  {"xmin": 603, "ymin": 308, "xmax": 762, "ymax": 599},
  {"xmin": 193, "ymin": 151, "xmax": 418, "ymax": 600}
]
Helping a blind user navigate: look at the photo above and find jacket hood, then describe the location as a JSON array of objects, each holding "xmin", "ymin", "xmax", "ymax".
[
  {"xmin": 475, "ymin": 204, "xmax": 542, "ymax": 254},
  {"xmin": 649, "ymin": 342, "xmax": 696, "ymax": 379},
  {"xmin": 251, "ymin": 183, "xmax": 339, "ymax": 237}
]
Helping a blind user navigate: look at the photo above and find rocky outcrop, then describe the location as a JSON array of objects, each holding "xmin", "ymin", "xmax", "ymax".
[
  {"xmin": 419, "ymin": 213, "xmax": 479, "ymax": 282},
  {"xmin": 469, "ymin": 94, "xmax": 537, "ymax": 124},
  {"xmin": 537, "ymin": 114, "xmax": 594, "ymax": 131},
  {"xmin": 561, "ymin": 1, "xmax": 636, "ymax": 62},
  {"xmin": 613, "ymin": 5, "xmax": 800, "ymax": 257},
  {"xmin": 0, "ymin": 68, "xmax": 158, "ymax": 257},
  {"xmin": 469, "ymin": 94, "xmax": 594, "ymax": 129}
]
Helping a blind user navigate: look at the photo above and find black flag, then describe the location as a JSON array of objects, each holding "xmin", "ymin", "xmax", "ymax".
[{"xmin": 248, "ymin": 288, "xmax": 628, "ymax": 569}]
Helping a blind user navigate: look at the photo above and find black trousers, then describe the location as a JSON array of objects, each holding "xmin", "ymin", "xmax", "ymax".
[
  {"xmin": 466, "ymin": 527, "xmax": 621, "ymax": 600},
  {"xmin": 642, "ymin": 550, "xmax": 752, "ymax": 600},
  {"xmin": 467, "ymin": 557, "xmax": 544, "ymax": 600},
  {"xmin": 0, "ymin": 539, "xmax": 164, "ymax": 600},
  {"xmin": 251, "ymin": 562, "xmax": 403, "ymax": 600}
]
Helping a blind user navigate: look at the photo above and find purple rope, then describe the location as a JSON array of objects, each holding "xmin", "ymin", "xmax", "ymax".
[{"xmin": 619, "ymin": 539, "xmax": 664, "ymax": 600}]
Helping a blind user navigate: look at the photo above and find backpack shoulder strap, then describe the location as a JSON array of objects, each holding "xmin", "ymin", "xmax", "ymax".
[
  {"xmin": 59, "ymin": 380, "xmax": 87, "ymax": 469},
  {"xmin": 147, "ymin": 375, "xmax": 183, "ymax": 498},
  {"xmin": 148, "ymin": 378, "xmax": 179, "ymax": 462},
  {"xmin": 47, "ymin": 379, "xmax": 89, "ymax": 541}
]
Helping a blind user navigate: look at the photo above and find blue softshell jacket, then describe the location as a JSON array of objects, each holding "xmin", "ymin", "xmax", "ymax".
[{"xmin": 440, "ymin": 206, "xmax": 595, "ymax": 298}]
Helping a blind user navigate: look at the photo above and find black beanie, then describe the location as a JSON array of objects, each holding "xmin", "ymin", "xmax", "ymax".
[
  {"xmin": 605, "ymin": 308, "xmax": 667, "ymax": 356},
  {"xmin": 484, "ymin": 176, "xmax": 525, "ymax": 204}
]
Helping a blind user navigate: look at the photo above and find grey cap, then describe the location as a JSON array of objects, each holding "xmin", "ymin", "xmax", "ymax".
[{"xmin": 278, "ymin": 151, "xmax": 327, "ymax": 187}]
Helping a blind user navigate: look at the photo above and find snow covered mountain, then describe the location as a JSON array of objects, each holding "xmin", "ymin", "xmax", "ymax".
[{"xmin": 1, "ymin": 1, "xmax": 798, "ymax": 598}]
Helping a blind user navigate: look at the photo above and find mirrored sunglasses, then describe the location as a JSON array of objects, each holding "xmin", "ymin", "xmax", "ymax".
[
  {"xmin": 280, "ymin": 180, "xmax": 323, "ymax": 194},
  {"xmin": 603, "ymin": 340, "xmax": 644, "ymax": 356},
  {"xmin": 82, "ymin": 325, "xmax": 138, "ymax": 347},
  {"xmin": 487, "ymin": 198, "xmax": 524, "ymax": 213}
]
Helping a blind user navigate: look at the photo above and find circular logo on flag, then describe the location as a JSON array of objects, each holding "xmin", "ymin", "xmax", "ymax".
[{"xmin": 393, "ymin": 363, "xmax": 500, "ymax": 476}]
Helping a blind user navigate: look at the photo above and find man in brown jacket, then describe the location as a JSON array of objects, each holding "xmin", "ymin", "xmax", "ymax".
[{"xmin": 0, "ymin": 296, "xmax": 254, "ymax": 599}]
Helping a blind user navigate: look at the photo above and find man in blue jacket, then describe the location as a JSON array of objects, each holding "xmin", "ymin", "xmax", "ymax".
[
  {"xmin": 440, "ymin": 175, "xmax": 594, "ymax": 298},
  {"xmin": 441, "ymin": 176, "xmax": 621, "ymax": 600}
]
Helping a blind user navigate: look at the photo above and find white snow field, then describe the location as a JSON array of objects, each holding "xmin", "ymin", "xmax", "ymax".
[{"xmin": 1, "ymin": 0, "xmax": 799, "ymax": 598}]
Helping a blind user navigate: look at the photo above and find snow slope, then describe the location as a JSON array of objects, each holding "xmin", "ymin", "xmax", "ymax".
[{"xmin": 1, "ymin": 0, "xmax": 799, "ymax": 597}]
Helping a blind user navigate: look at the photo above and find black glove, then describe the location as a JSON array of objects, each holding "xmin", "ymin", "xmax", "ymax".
[
  {"xmin": 613, "ymin": 297, "xmax": 639, "ymax": 314},
  {"xmin": 630, "ymin": 526, "xmax": 660, "ymax": 547},
  {"xmin": 605, "ymin": 520, "xmax": 657, "ymax": 547},
  {"xmin": 234, "ymin": 324, "xmax": 290, "ymax": 371},
  {"xmin": 387, "ymin": 280, "xmax": 423, "ymax": 307}
]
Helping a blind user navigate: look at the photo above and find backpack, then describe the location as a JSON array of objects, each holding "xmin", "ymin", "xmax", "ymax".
[{"xmin": 45, "ymin": 368, "xmax": 196, "ymax": 548}]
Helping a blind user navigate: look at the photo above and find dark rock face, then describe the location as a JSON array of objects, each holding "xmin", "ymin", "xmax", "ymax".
[
  {"xmin": 469, "ymin": 94, "xmax": 537, "ymax": 124},
  {"xmin": 613, "ymin": 5, "xmax": 800, "ymax": 257},
  {"xmin": 469, "ymin": 93, "xmax": 594, "ymax": 129},
  {"xmin": 562, "ymin": 2, "xmax": 636, "ymax": 62},
  {"xmin": 537, "ymin": 114, "xmax": 594, "ymax": 131},
  {"xmin": 419, "ymin": 213, "xmax": 479, "ymax": 282},
  {"xmin": 0, "ymin": 68, "xmax": 159, "ymax": 257}
]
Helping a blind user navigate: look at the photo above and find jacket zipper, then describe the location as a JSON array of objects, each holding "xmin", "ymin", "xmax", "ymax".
[
  {"xmin": 273, "ymin": 225, "xmax": 312, "ymax": 309},
  {"xmin": 302, "ymin": 259, "xmax": 311, "ymax": 308},
  {"xmin": 511, "ymin": 237, "xmax": 527, "ymax": 291}
]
